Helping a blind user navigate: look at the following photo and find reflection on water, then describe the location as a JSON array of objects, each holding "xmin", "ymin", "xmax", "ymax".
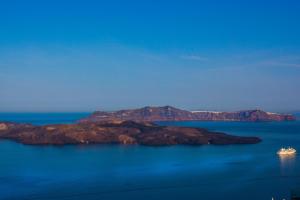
[{"xmin": 279, "ymin": 154, "xmax": 296, "ymax": 175}]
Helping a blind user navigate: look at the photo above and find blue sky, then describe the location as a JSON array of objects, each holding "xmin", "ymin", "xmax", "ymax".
[{"xmin": 1, "ymin": 0, "xmax": 300, "ymax": 112}]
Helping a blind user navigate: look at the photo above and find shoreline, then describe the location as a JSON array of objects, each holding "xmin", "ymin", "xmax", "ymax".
[{"xmin": 0, "ymin": 120, "xmax": 261, "ymax": 146}]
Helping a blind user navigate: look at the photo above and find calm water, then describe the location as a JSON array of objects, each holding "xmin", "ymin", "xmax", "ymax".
[{"xmin": 0, "ymin": 113, "xmax": 300, "ymax": 200}]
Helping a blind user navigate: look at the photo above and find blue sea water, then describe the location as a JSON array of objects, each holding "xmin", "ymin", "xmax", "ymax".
[{"xmin": 0, "ymin": 113, "xmax": 300, "ymax": 200}]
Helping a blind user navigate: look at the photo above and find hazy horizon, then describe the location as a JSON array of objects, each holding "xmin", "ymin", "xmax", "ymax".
[
  {"xmin": 1, "ymin": 0, "xmax": 300, "ymax": 112},
  {"xmin": 0, "ymin": 105, "xmax": 299, "ymax": 114}
]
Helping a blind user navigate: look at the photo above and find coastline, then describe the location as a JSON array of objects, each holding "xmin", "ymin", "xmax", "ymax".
[{"xmin": 0, "ymin": 120, "xmax": 261, "ymax": 146}]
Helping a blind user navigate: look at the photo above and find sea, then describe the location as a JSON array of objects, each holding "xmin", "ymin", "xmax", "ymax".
[{"xmin": 0, "ymin": 113, "xmax": 300, "ymax": 200}]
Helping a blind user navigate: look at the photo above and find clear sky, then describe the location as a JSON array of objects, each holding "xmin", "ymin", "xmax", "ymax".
[{"xmin": 1, "ymin": 0, "xmax": 300, "ymax": 112}]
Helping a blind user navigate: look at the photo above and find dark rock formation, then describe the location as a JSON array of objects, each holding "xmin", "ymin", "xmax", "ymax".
[
  {"xmin": 80, "ymin": 106, "xmax": 296, "ymax": 122},
  {"xmin": 0, "ymin": 121, "xmax": 261, "ymax": 146}
]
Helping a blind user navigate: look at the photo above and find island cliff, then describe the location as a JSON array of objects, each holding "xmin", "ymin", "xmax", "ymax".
[
  {"xmin": 80, "ymin": 106, "xmax": 296, "ymax": 123},
  {"xmin": 0, "ymin": 121, "xmax": 261, "ymax": 146}
]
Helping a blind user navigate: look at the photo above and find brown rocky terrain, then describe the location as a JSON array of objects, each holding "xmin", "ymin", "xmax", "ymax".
[
  {"xmin": 80, "ymin": 106, "xmax": 296, "ymax": 122},
  {"xmin": 0, "ymin": 121, "xmax": 261, "ymax": 146}
]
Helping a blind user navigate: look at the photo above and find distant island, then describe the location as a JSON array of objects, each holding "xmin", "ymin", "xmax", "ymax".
[
  {"xmin": 80, "ymin": 106, "xmax": 296, "ymax": 123},
  {"xmin": 0, "ymin": 106, "xmax": 295, "ymax": 146},
  {"xmin": 0, "ymin": 120, "xmax": 260, "ymax": 146}
]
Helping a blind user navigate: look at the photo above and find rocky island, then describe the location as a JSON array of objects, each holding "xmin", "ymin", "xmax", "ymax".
[
  {"xmin": 1, "ymin": 105, "xmax": 295, "ymax": 146},
  {"xmin": 80, "ymin": 106, "xmax": 296, "ymax": 123},
  {"xmin": 0, "ymin": 121, "xmax": 261, "ymax": 146}
]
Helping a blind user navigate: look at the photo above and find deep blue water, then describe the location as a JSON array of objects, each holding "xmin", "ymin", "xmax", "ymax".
[{"xmin": 0, "ymin": 113, "xmax": 300, "ymax": 200}]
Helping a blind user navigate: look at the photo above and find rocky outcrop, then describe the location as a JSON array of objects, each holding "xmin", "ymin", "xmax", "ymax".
[
  {"xmin": 0, "ymin": 123, "xmax": 8, "ymax": 131},
  {"xmin": 80, "ymin": 106, "xmax": 296, "ymax": 122},
  {"xmin": 0, "ymin": 121, "xmax": 261, "ymax": 146}
]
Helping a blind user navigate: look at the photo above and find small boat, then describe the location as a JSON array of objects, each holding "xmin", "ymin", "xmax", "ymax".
[{"xmin": 277, "ymin": 147, "xmax": 296, "ymax": 155}]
